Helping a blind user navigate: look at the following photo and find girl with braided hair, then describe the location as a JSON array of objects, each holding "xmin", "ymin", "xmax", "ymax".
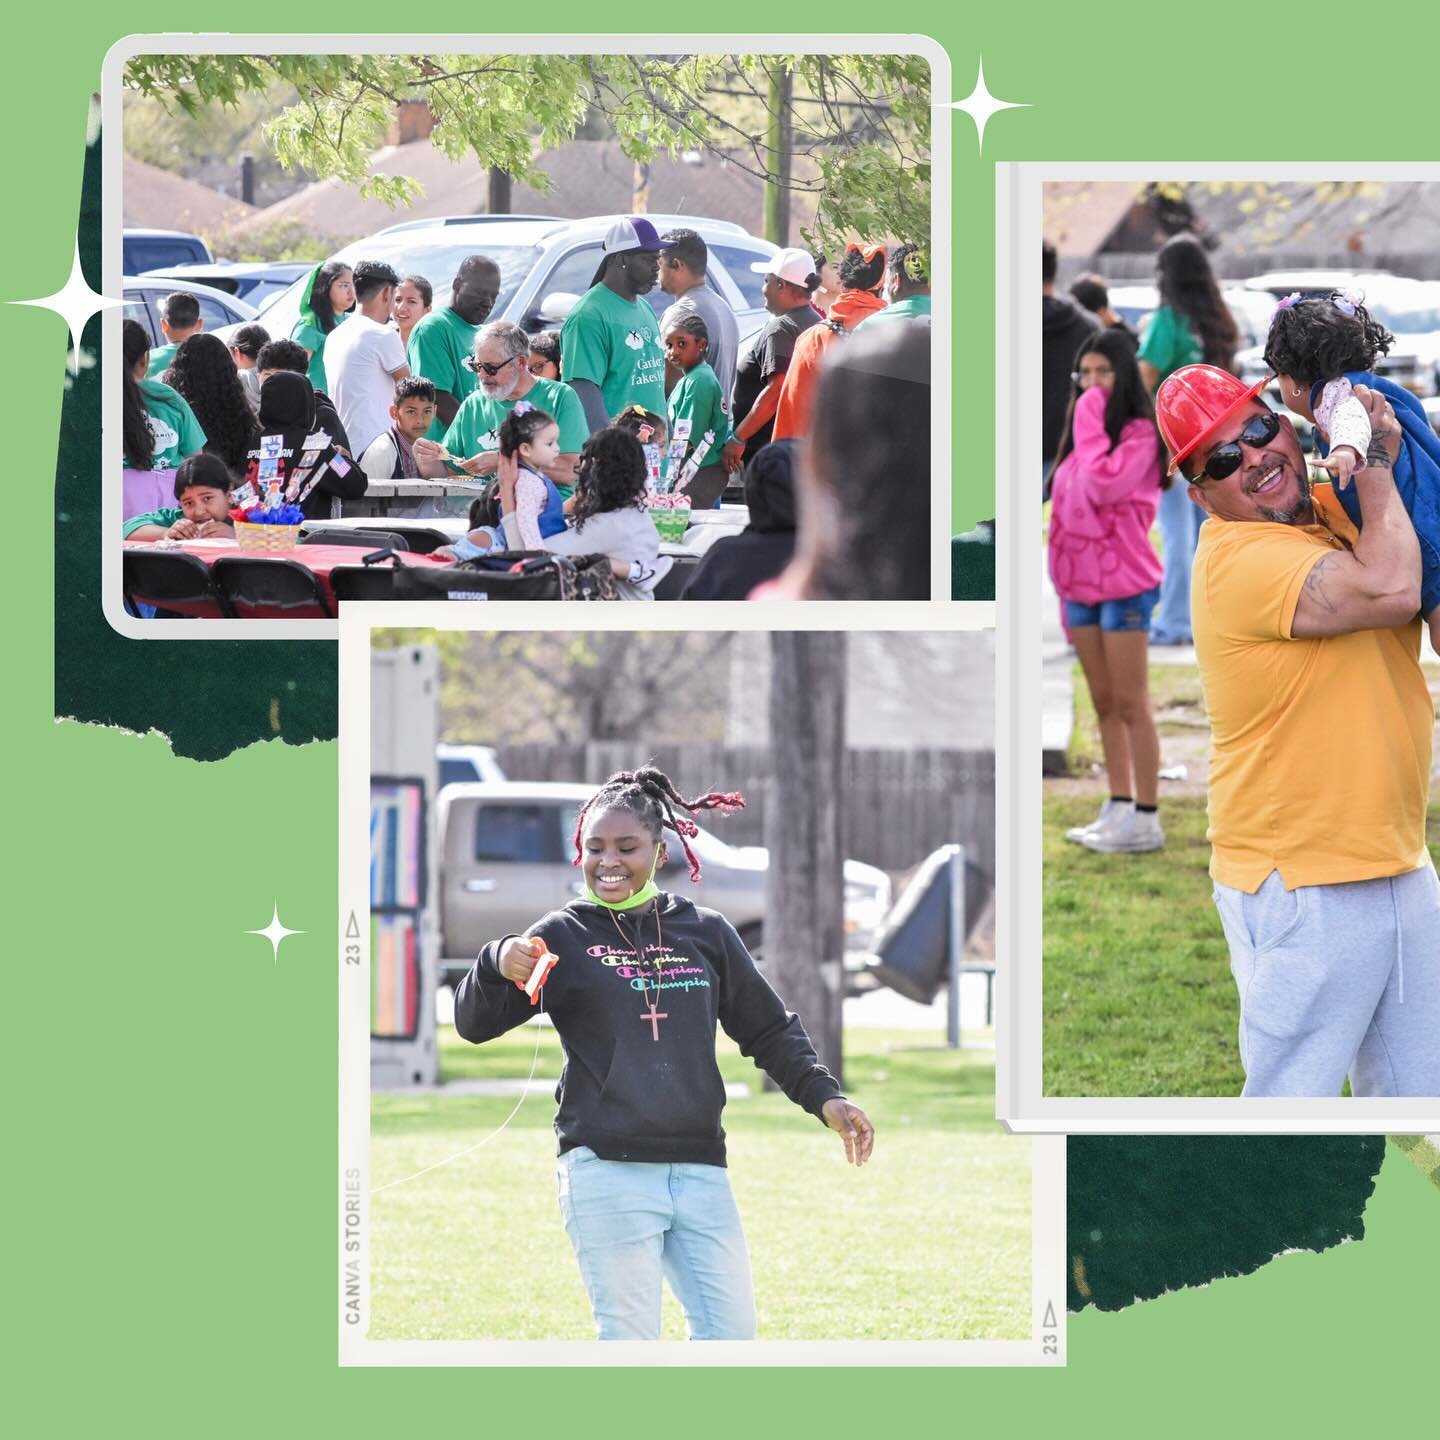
[{"xmin": 453, "ymin": 766, "xmax": 875, "ymax": 1342}]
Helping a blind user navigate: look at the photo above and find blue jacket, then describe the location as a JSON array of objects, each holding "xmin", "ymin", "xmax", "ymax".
[{"xmin": 1322, "ymin": 372, "xmax": 1440, "ymax": 615}]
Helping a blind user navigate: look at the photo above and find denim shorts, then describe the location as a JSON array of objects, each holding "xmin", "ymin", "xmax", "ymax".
[{"xmin": 1065, "ymin": 584, "xmax": 1161, "ymax": 633}]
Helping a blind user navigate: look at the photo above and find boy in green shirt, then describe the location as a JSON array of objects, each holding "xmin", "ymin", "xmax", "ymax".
[
  {"xmin": 663, "ymin": 312, "xmax": 731, "ymax": 509},
  {"xmin": 124, "ymin": 453, "xmax": 236, "ymax": 541},
  {"xmin": 146, "ymin": 291, "xmax": 203, "ymax": 377}
]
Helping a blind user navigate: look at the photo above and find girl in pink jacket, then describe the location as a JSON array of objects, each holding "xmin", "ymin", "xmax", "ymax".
[{"xmin": 1048, "ymin": 330, "xmax": 1166, "ymax": 854}]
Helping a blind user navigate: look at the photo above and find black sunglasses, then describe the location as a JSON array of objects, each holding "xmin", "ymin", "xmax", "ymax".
[
  {"xmin": 463, "ymin": 354, "xmax": 520, "ymax": 376},
  {"xmin": 1191, "ymin": 410, "xmax": 1281, "ymax": 484}
]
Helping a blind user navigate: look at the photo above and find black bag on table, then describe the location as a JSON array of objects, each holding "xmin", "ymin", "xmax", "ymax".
[{"xmin": 390, "ymin": 551, "xmax": 619, "ymax": 602}]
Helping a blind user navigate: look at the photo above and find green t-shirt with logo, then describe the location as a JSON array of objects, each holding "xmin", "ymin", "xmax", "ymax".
[
  {"xmin": 666, "ymin": 361, "xmax": 731, "ymax": 465},
  {"xmin": 408, "ymin": 307, "xmax": 480, "ymax": 439},
  {"xmin": 1137, "ymin": 303, "xmax": 1201, "ymax": 384},
  {"xmin": 133, "ymin": 379, "xmax": 207, "ymax": 471},
  {"xmin": 122, "ymin": 507, "xmax": 185, "ymax": 539},
  {"xmin": 442, "ymin": 378, "xmax": 590, "ymax": 499},
  {"xmin": 146, "ymin": 342, "xmax": 178, "ymax": 378},
  {"xmin": 853, "ymin": 294, "xmax": 933, "ymax": 331},
  {"xmin": 560, "ymin": 283, "xmax": 667, "ymax": 423}
]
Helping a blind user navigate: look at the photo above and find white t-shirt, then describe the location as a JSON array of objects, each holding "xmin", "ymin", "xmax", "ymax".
[{"xmin": 325, "ymin": 313, "xmax": 408, "ymax": 457}]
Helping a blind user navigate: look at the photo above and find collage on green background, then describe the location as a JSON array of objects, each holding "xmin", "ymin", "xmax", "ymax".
[{"xmin": 9, "ymin": 3, "xmax": 1439, "ymax": 1432}]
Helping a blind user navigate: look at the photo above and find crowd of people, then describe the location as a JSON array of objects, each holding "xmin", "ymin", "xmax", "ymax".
[{"xmin": 121, "ymin": 216, "xmax": 933, "ymax": 602}]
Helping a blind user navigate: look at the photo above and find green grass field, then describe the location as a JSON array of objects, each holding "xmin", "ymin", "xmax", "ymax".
[
  {"xmin": 1046, "ymin": 661, "xmax": 1440, "ymax": 1096},
  {"xmin": 370, "ymin": 1025, "xmax": 1031, "ymax": 1342}
]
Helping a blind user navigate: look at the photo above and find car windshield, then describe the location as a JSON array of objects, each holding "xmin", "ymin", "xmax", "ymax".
[{"xmin": 1370, "ymin": 302, "xmax": 1440, "ymax": 334}]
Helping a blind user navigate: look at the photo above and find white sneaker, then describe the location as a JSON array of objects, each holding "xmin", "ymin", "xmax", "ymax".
[
  {"xmin": 1065, "ymin": 798, "xmax": 1133, "ymax": 844},
  {"xmin": 1080, "ymin": 809, "xmax": 1164, "ymax": 853}
]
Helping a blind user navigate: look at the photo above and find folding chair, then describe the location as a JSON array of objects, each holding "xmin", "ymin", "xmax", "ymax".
[
  {"xmin": 300, "ymin": 527, "xmax": 410, "ymax": 550},
  {"xmin": 212, "ymin": 557, "xmax": 335, "ymax": 619},
  {"xmin": 122, "ymin": 549, "xmax": 232, "ymax": 618},
  {"xmin": 330, "ymin": 565, "xmax": 399, "ymax": 602}
]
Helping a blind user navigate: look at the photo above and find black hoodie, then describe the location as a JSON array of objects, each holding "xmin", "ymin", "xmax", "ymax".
[
  {"xmin": 680, "ymin": 439, "xmax": 798, "ymax": 600},
  {"xmin": 453, "ymin": 893, "xmax": 842, "ymax": 1165}
]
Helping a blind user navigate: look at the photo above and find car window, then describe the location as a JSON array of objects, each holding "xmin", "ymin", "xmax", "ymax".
[
  {"xmin": 194, "ymin": 294, "xmax": 243, "ymax": 330},
  {"xmin": 473, "ymin": 803, "xmax": 561, "ymax": 864},
  {"xmin": 533, "ymin": 245, "xmax": 603, "ymax": 314},
  {"xmin": 127, "ymin": 239, "xmax": 207, "ymax": 272},
  {"xmin": 438, "ymin": 758, "xmax": 477, "ymax": 788},
  {"xmin": 710, "ymin": 243, "xmax": 772, "ymax": 309},
  {"xmin": 123, "ymin": 293, "xmax": 158, "ymax": 346}
]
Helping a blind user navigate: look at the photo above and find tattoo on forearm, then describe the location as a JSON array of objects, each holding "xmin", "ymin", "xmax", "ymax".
[
  {"xmin": 1303, "ymin": 554, "xmax": 1339, "ymax": 613},
  {"xmin": 1366, "ymin": 433, "xmax": 1394, "ymax": 470}
]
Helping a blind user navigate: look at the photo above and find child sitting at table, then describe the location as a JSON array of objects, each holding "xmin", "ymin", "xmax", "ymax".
[
  {"xmin": 123, "ymin": 453, "xmax": 236, "ymax": 541},
  {"xmin": 359, "ymin": 376, "xmax": 439, "ymax": 480}
]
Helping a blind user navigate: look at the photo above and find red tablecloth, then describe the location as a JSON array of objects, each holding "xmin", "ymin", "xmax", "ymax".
[{"xmin": 123, "ymin": 540, "xmax": 446, "ymax": 616}]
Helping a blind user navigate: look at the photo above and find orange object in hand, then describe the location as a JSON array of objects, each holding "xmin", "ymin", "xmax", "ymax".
[{"xmin": 520, "ymin": 940, "xmax": 558, "ymax": 1005}]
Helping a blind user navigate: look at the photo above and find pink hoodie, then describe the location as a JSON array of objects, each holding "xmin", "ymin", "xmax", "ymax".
[{"xmin": 1047, "ymin": 385, "xmax": 1164, "ymax": 605}]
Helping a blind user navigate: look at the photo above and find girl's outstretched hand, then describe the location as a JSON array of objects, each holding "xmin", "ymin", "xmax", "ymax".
[
  {"xmin": 498, "ymin": 935, "xmax": 546, "ymax": 988},
  {"xmin": 822, "ymin": 1098, "xmax": 875, "ymax": 1166}
]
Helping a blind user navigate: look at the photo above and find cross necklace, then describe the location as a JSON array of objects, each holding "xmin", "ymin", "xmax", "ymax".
[{"xmin": 610, "ymin": 902, "xmax": 668, "ymax": 1041}]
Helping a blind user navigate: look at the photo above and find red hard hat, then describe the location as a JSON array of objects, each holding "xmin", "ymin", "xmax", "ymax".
[{"xmin": 1155, "ymin": 364, "xmax": 1270, "ymax": 476}]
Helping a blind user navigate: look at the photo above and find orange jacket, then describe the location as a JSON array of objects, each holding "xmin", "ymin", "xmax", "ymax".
[{"xmin": 771, "ymin": 289, "xmax": 888, "ymax": 441}]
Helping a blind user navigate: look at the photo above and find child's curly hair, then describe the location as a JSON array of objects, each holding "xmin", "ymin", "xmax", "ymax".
[
  {"xmin": 1262, "ymin": 292, "xmax": 1395, "ymax": 387},
  {"xmin": 611, "ymin": 405, "xmax": 667, "ymax": 447},
  {"xmin": 570, "ymin": 428, "xmax": 647, "ymax": 530},
  {"xmin": 497, "ymin": 404, "xmax": 556, "ymax": 459}
]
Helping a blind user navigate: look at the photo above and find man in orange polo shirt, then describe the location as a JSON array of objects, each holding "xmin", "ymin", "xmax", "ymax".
[{"xmin": 1158, "ymin": 364, "xmax": 1440, "ymax": 1098}]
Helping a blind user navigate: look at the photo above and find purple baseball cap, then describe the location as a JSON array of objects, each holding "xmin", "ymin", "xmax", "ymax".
[{"xmin": 602, "ymin": 216, "xmax": 665, "ymax": 254}]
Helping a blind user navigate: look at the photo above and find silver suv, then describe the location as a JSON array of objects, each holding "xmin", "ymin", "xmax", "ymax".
[
  {"xmin": 436, "ymin": 781, "xmax": 891, "ymax": 983},
  {"xmin": 213, "ymin": 213, "xmax": 778, "ymax": 351}
]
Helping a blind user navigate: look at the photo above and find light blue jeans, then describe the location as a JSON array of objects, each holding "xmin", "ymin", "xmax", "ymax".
[
  {"xmin": 1150, "ymin": 479, "xmax": 1203, "ymax": 643},
  {"xmin": 1212, "ymin": 864, "xmax": 1440, "ymax": 1097},
  {"xmin": 556, "ymin": 1146, "xmax": 757, "ymax": 1340}
]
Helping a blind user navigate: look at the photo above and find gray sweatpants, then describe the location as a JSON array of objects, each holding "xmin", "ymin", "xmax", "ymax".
[{"xmin": 1212, "ymin": 863, "xmax": 1440, "ymax": 1097}]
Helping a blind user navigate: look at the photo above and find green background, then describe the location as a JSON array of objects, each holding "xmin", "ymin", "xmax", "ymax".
[{"xmin": 9, "ymin": 2, "xmax": 1439, "ymax": 1429}]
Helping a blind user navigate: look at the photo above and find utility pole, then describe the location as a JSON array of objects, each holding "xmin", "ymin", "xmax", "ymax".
[{"xmin": 763, "ymin": 66, "xmax": 793, "ymax": 246}]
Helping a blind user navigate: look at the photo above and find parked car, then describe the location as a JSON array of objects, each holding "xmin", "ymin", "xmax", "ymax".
[
  {"xmin": 434, "ymin": 781, "xmax": 891, "ymax": 988},
  {"xmin": 122, "ymin": 228, "xmax": 213, "ymax": 274},
  {"xmin": 211, "ymin": 214, "xmax": 779, "ymax": 353},
  {"xmin": 436, "ymin": 743, "xmax": 507, "ymax": 788},
  {"xmin": 122, "ymin": 276, "xmax": 258, "ymax": 352},
  {"xmin": 136, "ymin": 260, "xmax": 311, "ymax": 311}
]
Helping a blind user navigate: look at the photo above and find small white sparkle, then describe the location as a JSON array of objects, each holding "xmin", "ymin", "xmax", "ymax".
[
  {"xmin": 247, "ymin": 903, "xmax": 305, "ymax": 963},
  {"xmin": 9, "ymin": 243, "xmax": 124, "ymax": 375},
  {"xmin": 937, "ymin": 58, "xmax": 1031, "ymax": 153}
]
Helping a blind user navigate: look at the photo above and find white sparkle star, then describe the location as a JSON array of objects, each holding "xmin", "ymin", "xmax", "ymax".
[
  {"xmin": 938, "ymin": 58, "xmax": 1031, "ymax": 153},
  {"xmin": 9, "ymin": 243, "xmax": 124, "ymax": 375},
  {"xmin": 247, "ymin": 903, "xmax": 305, "ymax": 963}
]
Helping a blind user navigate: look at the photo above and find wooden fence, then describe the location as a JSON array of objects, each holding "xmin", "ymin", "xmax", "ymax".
[{"xmin": 492, "ymin": 743, "xmax": 995, "ymax": 878}]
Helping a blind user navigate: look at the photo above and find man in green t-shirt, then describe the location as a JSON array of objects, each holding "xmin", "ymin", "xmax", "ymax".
[
  {"xmin": 146, "ymin": 291, "xmax": 203, "ymax": 377},
  {"xmin": 413, "ymin": 320, "xmax": 587, "ymax": 498},
  {"xmin": 406, "ymin": 255, "xmax": 502, "ymax": 440},
  {"xmin": 560, "ymin": 216, "xmax": 668, "ymax": 433},
  {"xmin": 855, "ymin": 242, "xmax": 932, "ymax": 331}
]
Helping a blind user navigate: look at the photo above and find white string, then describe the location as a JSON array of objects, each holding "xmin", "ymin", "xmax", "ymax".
[{"xmin": 370, "ymin": 990, "xmax": 548, "ymax": 1196}]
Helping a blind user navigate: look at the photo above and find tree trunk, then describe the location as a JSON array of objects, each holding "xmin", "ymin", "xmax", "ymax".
[
  {"xmin": 763, "ymin": 67, "xmax": 792, "ymax": 246},
  {"xmin": 763, "ymin": 632, "xmax": 845, "ymax": 1084},
  {"xmin": 487, "ymin": 167, "xmax": 511, "ymax": 215}
]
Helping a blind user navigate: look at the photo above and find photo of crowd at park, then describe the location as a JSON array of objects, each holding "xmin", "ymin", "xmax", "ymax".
[
  {"xmin": 118, "ymin": 50, "xmax": 934, "ymax": 617},
  {"xmin": 1041, "ymin": 179, "xmax": 1440, "ymax": 1099},
  {"xmin": 363, "ymin": 629, "xmax": 1019, "ymax": 1345}
]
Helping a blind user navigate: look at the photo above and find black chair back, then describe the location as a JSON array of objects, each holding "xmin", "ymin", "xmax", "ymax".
[
  {"xmin": 301, "ymin": 527, "xmax": 411, "ymax": 551},
  {"xmin": 653, "ymin": 553, "xmax": 701, "ymax": 601},
  {"xmin": 122, "ymin": 550, "xmax": 231, "ymax": 618},
  {"xmin": 212, "ymin": 557, "xmax": 334, "ymax": 618}
]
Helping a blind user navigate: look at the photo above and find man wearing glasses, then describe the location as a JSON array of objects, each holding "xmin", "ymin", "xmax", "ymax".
[
  {"xmin": 1157, "ymin": 363, "xmax": 1440, "ymax": 1098},
  {"xmin": 414, "ymin": 321, "xmax": 587, "ymax": 496}
]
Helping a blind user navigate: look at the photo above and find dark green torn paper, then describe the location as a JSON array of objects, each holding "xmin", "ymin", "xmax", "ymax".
[
  {"xmin": 1067, "ymin": 1135, "xmax": 1387, "ymax": 1312},
  {"xmin": 54, "ymin": 108, "xmax": 338, "ymax": 760}
]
